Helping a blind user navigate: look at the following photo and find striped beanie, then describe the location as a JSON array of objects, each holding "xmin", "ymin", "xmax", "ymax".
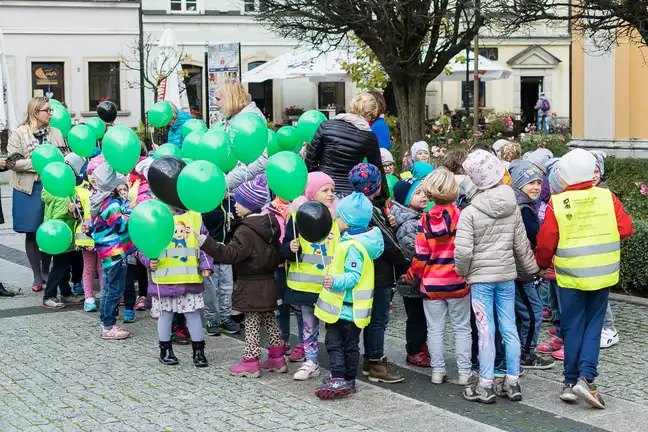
[{"xmin": 234, "ymin": 174, "xmax": 268, "ymax": 213}]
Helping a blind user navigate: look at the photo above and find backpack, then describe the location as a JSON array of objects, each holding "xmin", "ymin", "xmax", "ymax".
[{"xmin": 540, "ymin": 99, "xmax": 550, "ymax": 112}]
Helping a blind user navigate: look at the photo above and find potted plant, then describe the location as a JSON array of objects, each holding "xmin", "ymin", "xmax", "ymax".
[{"xmin": 284, "ymin": 105, "xmax": 305, "ymax": 120}]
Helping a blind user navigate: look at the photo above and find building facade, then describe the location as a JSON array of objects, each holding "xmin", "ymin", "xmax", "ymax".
[{"xmin": 0, "ymin": 0, "xmax": 141, "ymax": 126}]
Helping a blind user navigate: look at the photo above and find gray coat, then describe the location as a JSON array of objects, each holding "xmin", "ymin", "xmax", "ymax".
[
  {"xmin": 391, "ymin": 201, "xmax": 422, "ymax": 260},
  {"xmin": 454, "ymin": 185, "xmax": 539, "ymax": 284}
]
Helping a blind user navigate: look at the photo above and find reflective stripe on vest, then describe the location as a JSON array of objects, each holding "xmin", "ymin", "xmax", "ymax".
[
  {"xmin": 287, "ymin": 218, "xmax": 340, "ymax": 294},
  {"xmin": 552, "ymin": 187, "xmax": 620, "ymax": 290},
  {"xmin": 152, "ymin": 211, "xmax": 204, "ymax": 285},
  {"xmin": 314, "ymin": 239, "xmax": 375, "ymax": 329}
]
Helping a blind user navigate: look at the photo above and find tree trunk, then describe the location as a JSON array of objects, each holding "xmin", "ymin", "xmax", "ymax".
[{"xmin": 391, "ymin": 78, "xmax": 427, "ymax": 162}]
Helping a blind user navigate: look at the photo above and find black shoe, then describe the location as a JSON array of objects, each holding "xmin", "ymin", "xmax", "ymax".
[
  {"xmin": 521, "ymin": 353, "xmax": 555, "ymax": 370},
  {"xmin": 159, "ymin": 341, "xmax": 179, "ymax": 365},
  {"xmin": 192, "ymin": 341, "xmax": 208, "ymax": 368},
  {"xmin": 0, "ymin": 283, "xmax": 16, "ymax": 297}
]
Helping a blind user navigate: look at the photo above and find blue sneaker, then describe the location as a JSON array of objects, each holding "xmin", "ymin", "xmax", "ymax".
[
  {"xmin": 205, "ymin": 321, "xmax": 221, "ymax": 336},
  {"xmin": 83, "ymin": 298, "xmax": 97, "ymax": 312},
  {"xmin": 321, "ymin": 376, "xmax": 356, "ymax": 393},
  {"xmin": 315, "ymin": 377, "xmax": 354, "ymax": 399},
  {"xmin": 73, "ymin": 283, "xmax": 84, "ymax": 295},
  {"xmin": 220, "ymin": 318, "xmax": 241, "ymax": 334},
  {"xmin": 123, "ymin": 309, "xmax": 136, "ymax": 323}
]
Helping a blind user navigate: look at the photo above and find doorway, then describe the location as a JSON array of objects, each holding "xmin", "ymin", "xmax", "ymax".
[
  {"xmin": 520, "ymin": 77, "xmax": 543, "ymax": 127},
  {"xmin": 248, "ymin": 61, "xmax": 273, "ymax": 122},
  {"xmin": 182, "ymin": 64, "xmax": 203, "ymax": 118}
]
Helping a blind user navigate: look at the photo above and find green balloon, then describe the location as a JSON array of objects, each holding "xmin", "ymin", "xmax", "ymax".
[
  {"xmin": 424, "ymin": 201, "xmax": 435, "ymax": 212},
  {"xmin": 48, "ymin": 99, "xmax": 63, "ymax": 108},
  {"xmin": 41, "ymin": 162, "xmax": 76, "ymax": 198},
  {"xmin": 297, "ymin": 110, "xmax": 327, "ymax": 145},
  {"xmin": 128, "ymin": 200, "xmax": 175, "ymax": 259},
  {"xmin": 229, "ymin": 113, "xmax": 267, "ymax": 164},
  {"xmin": 386, "ymin": 174, "xmax": 398, "ymax": 198},
  {"xmin": 181, "ymin": 130, "xmax": 205, "ymax": 160},
  {"xmin": 154, "ymin": 143, "xmax": 183, "ymax": 159},
  {"xmin": 266, "ymin": 151, "xmax": 307, "ymax": 200},
  {"xmin": 85, "ymin": 117, "xmax": 106, "ymax": 140},
  {"xmin": 276, "ymin": 126, "xmax": 300, "ymax": 151},
  {"xmin": 211, "ymin": 122, "xmax": 227, "ymax": 132},
  {"xmin": 68, "ymin": 125, "xmax": 97, "ymax": 157},
  {"xmin": 102, "ymin": 125, "xmax": 141, "ymax": 174},
  {"xmin": 50, "ymin": 104, "xmax": 72, "ymax": 138},
  {"xmin": 181, "ymin": 119, "xmax": 207, "ymax": 138},
  {"xmin": 37, "ymin": 219, "xmax": 73, "ymax": 255},
  {"xmin": 32, "ymin": 144, "xmax": 64, "ymax": 175},
  {"xmin": 197, "ymin": 131, "xmax": 238, "ymax": 173},
  {"xmin": 267, "ymin": 130, "xmax": 282, "ymax": 157},
  {"xmin": 182, "ymin": 158, "xmax": 194, "ymax": 164},
  {"xmin": 178, "ymin": 161, "xmax": 226, "ymax": 213},
  {"xmin": 148, "ymin": 102, "xmax": 174, "ymax": 128}
]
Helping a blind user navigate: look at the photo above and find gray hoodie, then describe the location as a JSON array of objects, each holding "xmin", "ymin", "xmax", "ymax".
[{"xmin": 454, "ymin": 185, "xmax": 539, "ymax": 283}]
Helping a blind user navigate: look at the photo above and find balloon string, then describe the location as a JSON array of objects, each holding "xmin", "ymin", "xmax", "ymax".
[
  {"xmin": 292, "ymin": 211, "xmax": 299, "ymax": 271},
  {"xmin": 226, "ymin": 185, "xmax": 231, "ymax": 233},
  {"xmin": 69, "ymin": 196, "xmax": 83, "ymax": 222}
]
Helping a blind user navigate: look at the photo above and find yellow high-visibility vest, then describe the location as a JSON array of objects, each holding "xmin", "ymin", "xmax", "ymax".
[
  {"xmin": 152, "ymin": 211, "xmax": 203, "ymax": 285},
  {"xmin": 314, "ymin": 239, "xmax": 374, "ymax": 329},
  {"xmin": 553, "ymin": 187, "xmax": 620, "ymax": 290},
  {"xmin": 287, "ymin": 217, "xmax": 340, "ymax": 294},
  {"xmin": 74, "ymin": 185, "xmax": 94, "ymax": 247}
]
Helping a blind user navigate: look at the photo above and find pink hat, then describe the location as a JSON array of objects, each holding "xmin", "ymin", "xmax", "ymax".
[
  {"xmin": 462, "ymin": 150, "xmax": 505, "ymax": 190},
  {"xmin": 86, "ymin": 155, "xmax": 105, "ymax": 175},
  {"xmin": 304, "ymin": 172, "xmax": 334, "ymax": 201}
]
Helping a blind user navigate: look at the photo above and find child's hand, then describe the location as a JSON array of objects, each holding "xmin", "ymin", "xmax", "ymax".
[
  {"xmin": 68, "ymin": 203, "xmax": 78, "ymax": 214},
  {"xmin": 323, "ymin": 275, "xmax": 333, "ymax": 289},
  {"xmin": 290, "ymin": 239, "xmax": 299, "ymax": 253},
  {"xmin": 202, "ymin": 270, "xmax": 213, "ymax": 278},
  {"xmin": 81, "ymin": 223, "xmax": 89, "ymax": 234},
  {"xmin": 536, "ymin": 269, "xmax": 547, "ymax": 277},
  {"xmin": 150, "ymin": 259, "xmax": 159, "ymax": 271}
]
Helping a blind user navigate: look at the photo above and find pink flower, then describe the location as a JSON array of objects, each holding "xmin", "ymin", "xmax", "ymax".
[
  {"xmin": 640, "ymin": 183, "xmax": 648, "ymax": 196},
  {"xmin": 426, "ymin": 134, "xmax": 431, "ymax": 138},
  {"xmin": 447, "ymin": 138, "xmax": 453, "ymax": 145},
  {"xmin": 561, "ymin": 137, "xmax": 566, "ymax": 143}
]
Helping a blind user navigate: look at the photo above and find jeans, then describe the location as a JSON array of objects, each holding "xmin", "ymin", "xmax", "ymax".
[
  {"xmin": 43, "ymin": 252, "xmax": 74, "ymax": 300},
  {"xmin": 472, "ymin": 305, "xmax": 505, "ymax": 367},
  {"xmin": 423, "ymin": 296, "xmax": 472, "ymax": 374},
  {"xmin": 537, "ymin": 114, "xmax": 550, "ymax": 133},
  {"xmin": 100, "ymin": 259, "xmax": 127, "ymax": 330},
  {"xmin": 603, "ymin": 302, "xmax": 615, "ymax": 329},
  {"xmin": 403, "ymin": 296, "xmax": 427, "ymax": 355},
  {"xmin": 515, "ymin": 281, "xmax": 543, "ymax": 354},
  {"xmin": 471, "ymin": 281, "xmax": 521, "ymax": 382},
  {"xmin": 537, "ymin": 278, "xmax": 551, "ymax": 309},
  {"xmin": 203, "ymin": 264, "xmax": 233, "ymax": 323},
  {"xmin": 560, "ymin": 286, "xmax": 609, "ymax": 384},
  {"xmin": 325, "ymin": 320, "xmax": 362, "ymax": 379},
  {"xmin": 363, "ymin": 284, "xmax": 392, "ymax": 360}
]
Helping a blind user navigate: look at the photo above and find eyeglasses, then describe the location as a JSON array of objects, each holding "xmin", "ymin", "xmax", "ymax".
[{"xmin": 38, "ymin": 108, "xmax": 53, "ymax": 114}]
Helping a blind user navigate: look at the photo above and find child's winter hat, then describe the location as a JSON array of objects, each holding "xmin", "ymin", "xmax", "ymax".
[
  {"xmin": 348, "ymin": 163, "xmax": 382, "ymax": 197},
  {"xmin": 591, "ymin": 150, "xmax": 607, "ymax": 176},
  {"xmin": 380, "ymin": 148, "xmax": 394, "ymax": 164},
  {"xmin": 64, "ymin": 153, "xmax": 87, "ymax": 177},
  {"xmin": 548, "ymin": 161, "xmax": 564, "ymax": 195},
  {"xmin": 560, "ymin": 149, "xmax": 596, "ymax": 186},
  {"xmin": 462, "ymin": 149, "xmax": 505, "ymax": 190},
  {"xmin": 336, "ymin": 192, "xmax": 373, "ymax": 229},
  {"xmin": 411, "ymin": 141, "xmax": 429, "ymax": 157},
  {"xmin": 234, "ymin": 173, "xmax": 269, "ymax": 213},
  {"xmin": 508, "ymin": 160, "xmax": 543, "ymax": 191},
  {"xmin": 492, "ymin": 139, "xmax": 509, "ymax": 155},
  {"xmin": 304, "ymin": 172, "xmax": 334, "ymax": 201},
  {"xmin": 393, "ymin": 178, "xmax": 422, "ymax": 207},
  {"xmin": 86, "ymin": 155, "xmax": 106, "ymax": 176},
  {"xmin": 523, "ymin": 148, "xmax": 553, "ymax": 174},
  {"xmin": 411, "ymin": 161, "xmax": 434, "ymax": 180}
]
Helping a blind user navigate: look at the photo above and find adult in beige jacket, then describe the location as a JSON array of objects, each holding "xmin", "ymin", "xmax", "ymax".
[{"xmin": 7, "ymin": 96, "xmax": 66, "ymax": 291}]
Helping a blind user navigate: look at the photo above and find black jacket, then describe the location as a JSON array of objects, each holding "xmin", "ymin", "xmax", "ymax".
[
  {"xmin": 370, "ymin": 205, "xmax": 410, "ymax": 287},
  {"xmin": 202, "ymin": 195, "xmax": 236, "ymax": 244},
  {"xmin": 305, "ymin": 117, "xmax": 389, "ymax": 201}
]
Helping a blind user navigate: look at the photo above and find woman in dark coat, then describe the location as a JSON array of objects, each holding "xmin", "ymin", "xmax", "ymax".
[{"xmin": 0, "ymin": 157, "xmax": 17, "ymax": 296}]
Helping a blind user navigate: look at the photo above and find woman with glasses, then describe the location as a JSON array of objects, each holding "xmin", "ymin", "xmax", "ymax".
[{"xmin": 7, "ymin": 97, "xmax": 67, "ymax": 292}]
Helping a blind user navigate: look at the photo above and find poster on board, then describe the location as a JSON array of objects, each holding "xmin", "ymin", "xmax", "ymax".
[{"xmin": 206, "ymin": 43, "xmax": 241, "ymax": 126}]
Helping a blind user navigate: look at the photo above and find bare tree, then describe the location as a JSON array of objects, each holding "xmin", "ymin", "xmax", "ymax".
[{"xmin": 121, "ymin": 33, "xmax": 188, "ymax": 103}]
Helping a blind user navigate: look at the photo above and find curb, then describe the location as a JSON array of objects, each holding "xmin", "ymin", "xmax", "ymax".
[{"xmin": 611, "ymin": 292, "xmax": 648, "ymax": 307}]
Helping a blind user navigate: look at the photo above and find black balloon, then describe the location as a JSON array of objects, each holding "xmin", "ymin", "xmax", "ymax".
[
  {"xmin": 295, "ymin": 201, "xmax": 333, "ymax": 243},
  {"xmin": 148, "ymin": 156, "xmax": 187, "ymax": 210},
  {"xmin": 97, "ymin": 101, "xmax": 118, "ymax": 123}
]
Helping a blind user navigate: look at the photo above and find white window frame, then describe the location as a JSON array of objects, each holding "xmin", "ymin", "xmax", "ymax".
[
  {"xmin": 242, "ymin": 0, "xmax": 261, "ymax": 14},
  {"xmin": 168, "ymin": 0, "xmax": 204, "ymax": 14}
]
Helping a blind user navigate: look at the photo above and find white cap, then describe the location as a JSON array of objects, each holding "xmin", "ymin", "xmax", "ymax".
[
  {"xmin": 560, "ymin": 149, "xmax": 596, "ymax": 186},
  {"xmin": 380, "ymin": 148, "xmax": 394, "ymax": 164},
  {"xmin": 492, "ymin": 139, "xmax": 509, "ymax": 154}
]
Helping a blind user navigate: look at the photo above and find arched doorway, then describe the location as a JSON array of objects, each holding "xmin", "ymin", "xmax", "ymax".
[
  {"xmin": 182, "ymin": 63, "xmax": 203, "ymax": 118},
  {"xmin": 248, "ymin": 61, "xmax": 273, "ymax": 122}
]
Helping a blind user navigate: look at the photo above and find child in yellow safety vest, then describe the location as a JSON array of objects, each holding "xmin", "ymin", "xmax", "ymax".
[{"xmin": 313, "ymin": 192, "xmax": 384, "ymax": 400}]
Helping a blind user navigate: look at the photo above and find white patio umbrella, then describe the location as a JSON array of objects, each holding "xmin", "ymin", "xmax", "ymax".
[
  {"xmin": 0, "ymin": 28, "xmax": 17, "ymax": 133},
  {"xmin": 242, "ymin": 49, "xmax": 352, "ymax": 83},
  {"xmin": 156, "ymin": 29, "xmax": 190, "ymax": 111},
  {"xmin": 434, "ymin": 51, "xmax": 512, "ymax": 82}
]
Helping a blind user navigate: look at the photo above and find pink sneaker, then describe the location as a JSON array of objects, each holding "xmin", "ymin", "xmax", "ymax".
[
  {"xmin": 289, "ymin": 343, "xmax": 306, "ymax": 362},
  {"xmin": 552, "ymin": 347, "xmax": 564, "ymax": 361},
  {"xmin": 101, "ymin": 325, "xmax": 131, "ymax": 340},
  {"xmin": 280, "ymin": 340, "xmax": 291, "ymax": 356},
  {"xmin": 542, "ymin": 308, "xmax": 552, "ymax": 322},
  {"xmin": 259, "ymin": 346, "xmax": 288, "ymax": 373},
  {"xmin": 549, "ymin": 327, "xmax": 557, "ymax": 336},
  {"xmin": 537, "ymin": 337, "xmax": 563, "ymax": 354},
  {"xmin": 135, "ymin": 296, "xmax": 147, "ymax": 311},
  {"xmin": 229, "ymin": 357, "xmax": 261, "ymax": 377}
]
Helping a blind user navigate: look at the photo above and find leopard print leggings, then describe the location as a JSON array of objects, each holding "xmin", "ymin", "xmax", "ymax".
[{"xmin": 243, "ymin": 312, "xmax": 283, "ymax": 359}]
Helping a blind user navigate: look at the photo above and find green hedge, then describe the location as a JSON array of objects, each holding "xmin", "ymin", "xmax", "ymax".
[
  {"xmin": 604, "ymin": 157, "xmax": 648, "ymax": 221},
  {"xmin": 620, "ymin": 220, "xmax": 648, "ymax": 295}
]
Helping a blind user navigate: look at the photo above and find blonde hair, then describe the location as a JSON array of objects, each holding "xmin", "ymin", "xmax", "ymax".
[
  {"xmin": 348, "ymin": 92, "xmax": 379, "ymax": 122},
  {"xmin": 498, "ymin": 142, "xmax": 522, "ymax": 163},
  {"xmin": 21, "ymin": 97, "xmax": 50, "ymax": 131},
  {"xmin": 423, "ymin": 169, "xmax": 459, "ymax": 204},
  {"xmin": 217, "ymin": 79, "xmax": 251, "ymax": 118}
]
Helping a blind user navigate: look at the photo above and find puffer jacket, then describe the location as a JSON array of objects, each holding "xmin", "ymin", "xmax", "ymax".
[
  {"xmin": 390, "ymin": 201, "xmax": 421, "ymax": 260},
  {"xmin": 305, "ymin": 114, "xmax": 388, "ymax": 200},
  {"xmin": 370, "ymin": 204, "xmax": 410, "ymax": 287},
  {"xmin": 454, "ymin": 185, "xmax": 538, "ymax": 283}
]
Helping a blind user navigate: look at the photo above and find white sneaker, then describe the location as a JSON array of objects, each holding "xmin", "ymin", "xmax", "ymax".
[
  {"xmin": 431, "ymin": 371, "xmax": 446, "ymax": 385},
  {"xmin": 600, "ymin": 328, "xmax": 619, "ymax": 348},
  {"xmin": 293, "ymin": 360, "xmax": 320, "ymax": 381},
  {"xmin": 457, "ymin": 373, "xmax": 472, "ymax": 386}
]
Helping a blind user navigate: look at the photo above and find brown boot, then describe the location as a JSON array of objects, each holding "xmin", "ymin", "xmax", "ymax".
[
  {"xmin": 368, "ymin": 357, "xmax": 405, "ymax": 383},
  {"xmin": 362, "ymin": 356, "xmax": 370, "ymax": 376}
]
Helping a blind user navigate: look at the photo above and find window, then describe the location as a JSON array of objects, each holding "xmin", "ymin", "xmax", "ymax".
[
  {"xmin": 248, "ymin": 61, "xmax": 273, "ymax": 121},
  {"xmin": 243, "ymin": 0, "xmax": 266, "ymax": 13},
  {"xmin": 318, "ymin": 82, "xmax": 345, "ymax": 111},
  {"xmin": 462, "ymin": 80, "xmax": 486, "ymax": 108},
  {"xmin": 182, "ymin": 64, "xmax": 203, "ymax": 119},
  {"xmin": 169, "ymin": 0, "xmax": 199, "ymax": 13},
  {"xmin": 88, "ymin": 62, "xmax": 120, "ymax": 110},
  {"xmin": 31, "ymin": 62, "xmax": 65, "ymax": 103},
  {"xmin": 480, "ymin": 48, "xmax": 499, "ymax": 61}
]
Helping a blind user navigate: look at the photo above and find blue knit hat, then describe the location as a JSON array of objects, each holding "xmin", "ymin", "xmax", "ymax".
[
  {"xmin": 508, "ymin": 160, "xmax": 543, "ymax": 190},
  {"xmin": 234, "ymin": 174, "xmax": 268, "ymax": 213},
  {"xmin": 336, "ymin": 192, "xmax": 373, "ymax": 229},
  {"xmin": 393, "ymin": 178, "xmax": 422, "ymax": 207},
  {"xmin": 348, "ymin": 163, "xmax": 382, "ymax": 197},
  {"xmin": 411, "ymin": 161, "xmax": 434, "ymax": 180}
]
